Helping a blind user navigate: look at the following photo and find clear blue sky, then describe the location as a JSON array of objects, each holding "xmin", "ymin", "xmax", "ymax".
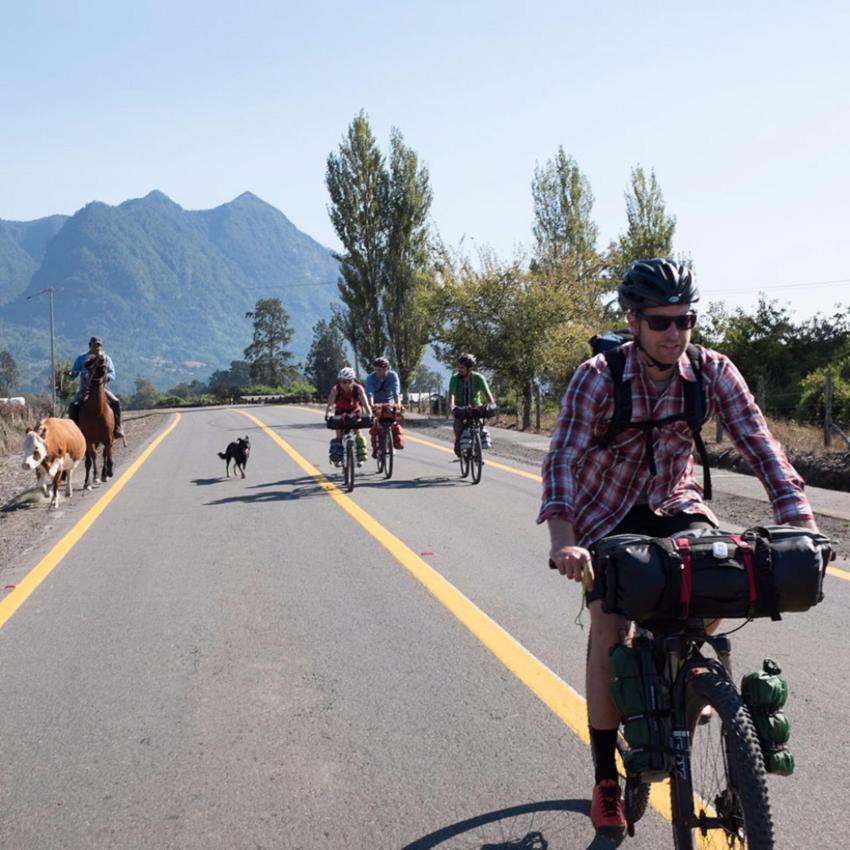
[{"xmin": 2, "ymin": 1, "xmax": 848, "ymax": 320}]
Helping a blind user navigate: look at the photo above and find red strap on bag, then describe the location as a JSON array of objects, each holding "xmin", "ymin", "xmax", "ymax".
[
  {"xmin": 675, "ymin": 537, "xmax": 693, "ymax": 616},
  {"xmin": 730, "ymin": 535, "xmax": 758, "ymax": 607}
]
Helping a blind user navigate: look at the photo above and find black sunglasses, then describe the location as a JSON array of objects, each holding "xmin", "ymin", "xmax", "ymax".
[{"xmin": 637, "ymin": 312, "xmax": 697, "ymax": 332}]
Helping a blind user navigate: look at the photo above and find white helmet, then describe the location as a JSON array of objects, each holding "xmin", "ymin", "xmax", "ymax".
[{"xmin": 337, "ymin": 366, "xmax": 356, "ymax": 381}]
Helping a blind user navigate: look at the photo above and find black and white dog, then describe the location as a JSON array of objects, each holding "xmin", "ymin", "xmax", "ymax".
[{"xmin": 218, "ymin": 436, "xmax": 250, "ymax": 478}]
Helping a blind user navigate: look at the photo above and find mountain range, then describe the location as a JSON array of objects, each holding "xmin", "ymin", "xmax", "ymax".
[{"xmin": 0, "ymin": 191, "xmax": 340, "ymax": 392}]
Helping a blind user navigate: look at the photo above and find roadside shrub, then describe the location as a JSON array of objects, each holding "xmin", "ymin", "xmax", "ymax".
[{"xmin": 797, "ymin": 365, "xmax": 850, "ymax": 425}]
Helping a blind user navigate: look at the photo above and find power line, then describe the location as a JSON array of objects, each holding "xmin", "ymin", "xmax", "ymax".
[{"xmin": 702, "ymin": 278, "xmax": 850, "ymax": 294}]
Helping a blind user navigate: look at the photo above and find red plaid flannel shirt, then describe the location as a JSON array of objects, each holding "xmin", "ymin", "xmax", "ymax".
[{"xmin": 538, "ymin": 343, "xmax": 813, "ymax": 545}]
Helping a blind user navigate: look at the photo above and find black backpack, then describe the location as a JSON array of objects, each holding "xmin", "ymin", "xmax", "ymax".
[{"xmin": 588, "ymin": 332, "xmax": 712, "ymax": 499}]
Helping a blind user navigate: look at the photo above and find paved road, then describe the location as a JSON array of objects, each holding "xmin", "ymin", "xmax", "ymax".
[{"xmin": 0, "ymin": 406, "xmax": 847, "ymax": 849}]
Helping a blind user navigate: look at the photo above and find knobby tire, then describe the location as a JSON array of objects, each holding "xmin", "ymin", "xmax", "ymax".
[
  {"xmin": 671, "ymin": 669, "xmax": 774, "ymax": 850},
  {"xmin": 470, "ymin": 429, "xmax": 483, "ymax": 484},
  {"xmin": 383, "ymin": 427, "xmax": 394, "ymax": 479},
  {"xmin": 376, "ymin": 434, "xmax": 385, "ymax": 474},
  {"xmin": 345, "ymin": 439, "xmax": 355, "ymax": 493},
  {"xmin": 459, "ymin": 432, "xmax": 470, "ymax": 478}
]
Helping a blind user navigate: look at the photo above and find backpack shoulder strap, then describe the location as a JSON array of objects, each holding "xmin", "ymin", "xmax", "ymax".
[
  {"xmin": 683, "ymin": 344, "xmax": 712, "ymax": 499},
  {"xmin": 598, "ymin": 346, "xmax": 632, "ymax": 447},
  {"xmin": 683, "ymin": 344, "xmax": 707, "ymax": 430}
]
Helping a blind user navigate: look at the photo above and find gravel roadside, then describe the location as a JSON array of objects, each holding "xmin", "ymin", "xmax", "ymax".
[{"xmin": 0, "ymin": 412, "xmax": 169, "ymax": 577}]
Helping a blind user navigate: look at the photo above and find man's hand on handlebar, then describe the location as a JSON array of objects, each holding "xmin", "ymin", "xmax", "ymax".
[{"xmin": 549, "ymin": 546, "xmax": 595, "ymax": 591}]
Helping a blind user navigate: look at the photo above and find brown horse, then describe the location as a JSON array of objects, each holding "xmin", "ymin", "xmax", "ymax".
[{"xmin": 78, "ymin": 353, "xmax": 115, "ymax": 489}]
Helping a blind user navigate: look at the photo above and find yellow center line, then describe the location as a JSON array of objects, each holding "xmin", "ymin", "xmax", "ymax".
[
  {"xmin": 0, "ymin": 413, "xmax": 182, "ymax": 629},
  {"xmin": 239, "ymin": 409, "xmax": 683, "ymax": 826}
]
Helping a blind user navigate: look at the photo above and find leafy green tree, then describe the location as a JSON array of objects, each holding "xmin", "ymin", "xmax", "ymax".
[
  {"xmin": 244, "ymin": 298, "xmax": 296, "ymax": 387},
  {"xmin": 700, "ymin": 297, "xmax": 850, "ymax": 417},
  {"xmin": 410, "ymin": 363, "xmax": 443, "ymax": 393},
  {"xmin": 326, "ymin": 113, "xmax": 436, "ymax": 386},
  {"xmin": 433, "ymin": 250, "xmax": 594, "ymax": 428},
  {"xmin": 326, "ymin": 111, "xmax": 389, "ymax": 367},
  {"xmin": 304, "ymin": 319, "xmax": 347, "ymax": 396},
  {"xmin": 609, "ymin": 165, "xmax": 676, "ymax": 278},
  {"xmin": 206, "ymin": 360, "xmax": 252, "ymax": 398},
  {"xmin": 54, "ymin": 357, "xmax": 75, "ymax": 404},
  {"xmin": 531, "ymin": 147, "xmax": 600, "ymax": 284},
  {"xmin": 129, "ymin": 378, "xmax": 161, "ymax": 410},
  {"xmin": 0, "ymin": 350, "xmax": 18, "ymax": 397},
  {"xmin": 383, "ymin": 129, "xmax": 435, "ymax": 394},
  {"xmin": 798, "ymin": 362, "xmax": 850, "ymax": 424}
]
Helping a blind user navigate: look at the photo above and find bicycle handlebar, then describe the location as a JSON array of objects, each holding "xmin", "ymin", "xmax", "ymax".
[{"xmin": 548, "ymin": 557, "xmax": 594, "ymax": 591}]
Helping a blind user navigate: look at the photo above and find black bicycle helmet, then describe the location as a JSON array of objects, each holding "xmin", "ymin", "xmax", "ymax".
[
  {"xmin": 373, "ymin": 356, "xmax": 389, "ymax": 369},
  {"xmin": 618, "ymin": 259, "xmax": 699, "ymax": 311},
  {"xmin": 457, "ymin": 353, "xmax": 477, "ymax": 368}
]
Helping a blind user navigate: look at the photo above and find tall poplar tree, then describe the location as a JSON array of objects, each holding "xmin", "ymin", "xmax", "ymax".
[
  {"xmin": 326, "ymin": 113, "xmax": 434, "ymax": 386},
  {"xmin": 613, "ymin": 165, "xmax": 676, "ymax": 275},
  {"xmin": 325, "ymin": 111, "xmax": 389, "ymax": 367},
  {"xmin": 531, "ymin": 147, "xmax": 599, "ymax": 284},
  {"xmin": 383, "ymin": 129, "xmax": 434, "ymax": 394}
]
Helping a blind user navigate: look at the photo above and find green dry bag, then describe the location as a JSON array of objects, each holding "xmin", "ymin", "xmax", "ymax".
[
  {"xmin": 609, "ymin": 641, "xmax": 668, "ymax": 776},
  {"xmin": 741, "ymin": 658, "xmax": 794, "ymax": 776}
]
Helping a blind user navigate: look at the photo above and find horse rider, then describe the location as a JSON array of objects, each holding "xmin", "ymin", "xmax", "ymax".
[{"xmin": 67, "ymin": 336, "xmax": 124, "ymax": 438}]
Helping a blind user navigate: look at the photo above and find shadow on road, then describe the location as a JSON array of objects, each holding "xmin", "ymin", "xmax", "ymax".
[
  {"xmin": 402, "ymin": 798, "xmax": 622, "ymax": 850},
  {"xmin": 351, "ymin": 474, "xmax": 462, "ymax": 490},
  {"xmin": 204, "ymin": 475, "xmax": 326, "ymax": 505}
]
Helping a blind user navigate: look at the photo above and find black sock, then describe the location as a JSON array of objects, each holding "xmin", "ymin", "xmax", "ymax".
[{"xmin": 590, "ymin": 727, "xmax": 619, "ymax": 783}]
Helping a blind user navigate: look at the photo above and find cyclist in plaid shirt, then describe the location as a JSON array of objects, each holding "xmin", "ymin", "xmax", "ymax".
[{"xmin": 541, "ymin": 258, "xmax": 818, "ymax": 834}]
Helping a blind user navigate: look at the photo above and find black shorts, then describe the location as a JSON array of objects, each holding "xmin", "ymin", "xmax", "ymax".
[{"xmin": 585, "ymin": 505, "xmax": 716, "ymax": 605}]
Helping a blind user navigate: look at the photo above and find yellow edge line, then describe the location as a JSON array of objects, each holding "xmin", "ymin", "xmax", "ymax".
[
  {"xmin": 239, "ymin": 410, "xmax": 682, "ymax": 825},
  {"xmin": 0, "ymin": 413, "xmax": 182, "ymax": 629},
  {"xmin": 828, "ymin": 564, "xmax": 850, "ymax": 581},
  {"xmin": 405, "ymin": 433, "xmax": 543, "ymax": 482}
]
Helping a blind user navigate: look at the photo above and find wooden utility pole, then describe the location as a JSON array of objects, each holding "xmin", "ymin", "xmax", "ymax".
[{"xmin": 824, "ymin": 368, "xmax": 833, "ymax": 449}]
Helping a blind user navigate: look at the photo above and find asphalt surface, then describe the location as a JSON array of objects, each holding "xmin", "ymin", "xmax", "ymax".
[{"xmin": 0, "ymin": 405, "xmax": 847, "ymax": 849}]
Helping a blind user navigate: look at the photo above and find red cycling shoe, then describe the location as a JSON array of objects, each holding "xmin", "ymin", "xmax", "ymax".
[{"xmin": 591, "ymin": 778, "xmax": 626, "ymax": 833}]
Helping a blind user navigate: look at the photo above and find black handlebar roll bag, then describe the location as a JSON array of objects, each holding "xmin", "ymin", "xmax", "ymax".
[{"xmin": 596, "ymin": 526, "xmax": 832, "ymax": 626}]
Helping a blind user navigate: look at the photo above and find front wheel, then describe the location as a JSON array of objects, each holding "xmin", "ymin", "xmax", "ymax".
[
  {"xmin": 383, "ymin": 427, "xmax": 394, "ymax": 479},
  {"xmin": 376, "ymin": 432, "xmax": 385, "ymax": 474},
  {"xmin": 345, "ymin": 438, "xmax": 355, "ymax": 492},
  {"xmin": 470, "ymin": 429, "xmax": 483, "ymax": 484},
  {"xmin": 459, "ymin": 435, "xmax": 470, "ymax": 478},
  {"xmin": 670, "ymin": 668, "xmax": 774, "ymax": 850}
]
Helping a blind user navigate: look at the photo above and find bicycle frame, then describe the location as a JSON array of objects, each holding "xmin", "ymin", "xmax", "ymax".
[
  {"xmin": 621, "ymin": 620, "xmax": 770, "ymax": 847},
  {"xmin": 455, "ymin": 406, "xmax": 489, "ymax": 484}
]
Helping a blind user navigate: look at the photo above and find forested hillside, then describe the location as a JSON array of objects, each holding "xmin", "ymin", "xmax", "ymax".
[{"xmin": 0, "ymin": 192, "xmax": 338, "ymax": 391}]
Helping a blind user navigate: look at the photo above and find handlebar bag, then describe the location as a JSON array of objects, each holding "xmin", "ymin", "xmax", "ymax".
[
  {"xmin": 375, "ymin": 406, "xmax": 400, "ymax": 421},
  {"xmin": 597, "ymin": 525, "xmax": 832, "ymax": 625},
  {"xmin": 327, "ymin": 415, "xmax": 372, "ymax": 430},
  {"xmin": 454, "ymin": 406, "xmax": 491, "ymax": 421}
]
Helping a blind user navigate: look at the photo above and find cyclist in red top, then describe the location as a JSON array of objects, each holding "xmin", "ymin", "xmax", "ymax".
[
  {"xmin": 325, "ymin": 366, "xmax": 372, "ymax": 466},
  {"xmin": 541, "ymin": 259, "xmax": 817, "ymax": 835}
]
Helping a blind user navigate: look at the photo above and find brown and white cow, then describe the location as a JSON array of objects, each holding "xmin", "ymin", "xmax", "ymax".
[{"xmin": 21, "ymin": 418, "xmax": 87, "ymax": 509}]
